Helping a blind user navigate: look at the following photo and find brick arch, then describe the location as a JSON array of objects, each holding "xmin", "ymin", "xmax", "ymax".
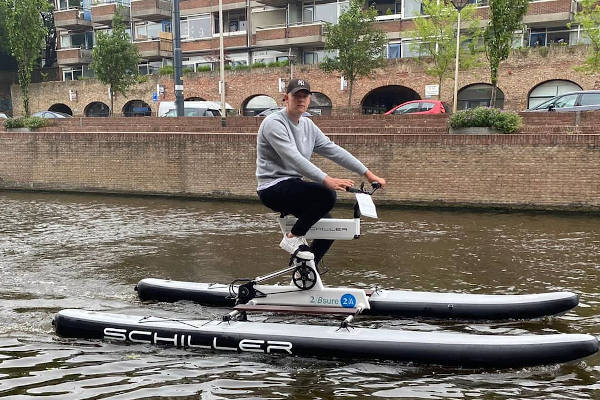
[
  {"xmin": 526, "ymin": 79, "xmax": 582, "ymax": 109},
  {"xmin": 185, "ymin": 96, "xmax": 206, "ymax": 101},
  {"xmin": 309, "ymin": 92, "xmax": 332, "ymax": 116},
  {"xmin": 84, "ymin": 102, "xmax": 110, "ymax": 117},
  {"xmin": 241, "ymin": 94, "xmax": 278, "ymax": 116},
  {"xmin": 360, "ymin": 85, "xmax": 420, "ymax": 114},
  {"xmin": 122, "ymin": 100, "xmax": 152, "ymax": 117},
  {"xmin": 457, "ymin": 83, "xmax": 505, "ymax": 110},
  {"xmin": 48, "ymin": 103, "xmax": 73, "ymax": 116}
]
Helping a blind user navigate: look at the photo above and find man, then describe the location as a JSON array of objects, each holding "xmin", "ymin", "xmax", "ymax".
[{"xmin": 256, "ymin": 79, "xmax": 386, "ymax": 263}]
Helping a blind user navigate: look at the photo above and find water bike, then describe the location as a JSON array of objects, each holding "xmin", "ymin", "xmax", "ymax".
[
  {"xmin": 135, "ymin": 183, "xmax": 580, "ymax": 322},
  {"xmin": 53, "ymin": 183, "xmax": 599, "ymax": 367}
]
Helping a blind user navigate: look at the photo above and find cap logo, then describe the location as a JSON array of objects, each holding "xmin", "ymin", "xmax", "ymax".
[{"xmin": 297, "ymin": 80, "xmax": 305, "ymax": 86}]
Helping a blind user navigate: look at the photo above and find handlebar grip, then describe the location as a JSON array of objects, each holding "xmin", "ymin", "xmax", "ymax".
[
  {"xmin": 345, "ymin": 186, "xmax": 362, "ymax": 193},
  {"xmin": 371, "ymin": 182, "xmax": 382, "ymax": 189}
]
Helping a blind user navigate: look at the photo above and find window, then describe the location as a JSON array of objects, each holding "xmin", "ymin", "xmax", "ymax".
[
  {"xmin": 458, "ymin": 83, "xmax": 505, "ymax": 109},
  {"xmin": 59, "ymin": 0, "xmax": 81, "ymax": 10},
  {"xmin": 579, "ymin": 93, "xmax": 600, "ymax": 106},
  {"xmin": 387, "ymin": 43, "xmax": 401, "ymax": 59},
  {"xmin": 554, "ymin": 94, "xmax": 578, "ymax": 109},
  {"xmin": 420, "ymin": 102, "xmax": 436, "ymax": 111},
  {"xmin": 181, "ymin": 14, "xmax": 211, "ymax": 39},
  {"xmin": 304, "ymin": 51, "xmax": 317, "ymax": 64},
  {"xmin": 404, "ymin": 0, "xmax": 423, "ymax": 17},
  {"xmin": 393, "ymin": 102, "xmax": 420, "ymax": 114},
  {"xmin": 63, "ymin": 67, "xmax": 82, "ymax": 81},
  {"xmin": 135, "ymin": 21, "xmax": 166, "ymax": 40},
  {"xmin": 303, "ymin": 6, "xmax": 314, "ymax": 23},
  {"xmin": 61, "ymin": 31, "xmax": 94, "ymax": 49},
  {"xmin": 528, "ymin": 80, "xmax": 582, "ymax": 108}
]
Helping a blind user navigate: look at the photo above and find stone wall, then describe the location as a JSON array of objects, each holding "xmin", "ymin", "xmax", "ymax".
[
  {"xmin": 10, "ymin": 45, "xmax": 600, "ymax": 117},
  {"xmin": 1, "ymin": 131, "xmax": 599, "ymax": 211}
]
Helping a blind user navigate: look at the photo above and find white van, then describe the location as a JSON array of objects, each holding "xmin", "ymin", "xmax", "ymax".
[{"xmin": 158, "ymin": 101, "xmax": 233, "ymax": 117}]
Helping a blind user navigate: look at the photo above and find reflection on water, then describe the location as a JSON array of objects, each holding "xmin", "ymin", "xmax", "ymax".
[{"xmin": 0, "ymin": 191, "xmax": 598, "ymax": 399}]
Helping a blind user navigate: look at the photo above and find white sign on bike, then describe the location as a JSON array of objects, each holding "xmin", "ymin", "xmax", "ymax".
[{"xmin": 355, "ymin": 193, "xmax": 377, "ymax": 218}]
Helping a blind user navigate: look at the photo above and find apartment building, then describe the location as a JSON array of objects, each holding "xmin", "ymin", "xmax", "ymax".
[{"xmin": 47, "ymin": 0, "xmax": 591, "ymax": 116}]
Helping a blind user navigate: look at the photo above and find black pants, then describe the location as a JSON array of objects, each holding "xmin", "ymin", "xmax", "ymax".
[{"xmin": 258, "ymin": 178, "xmax": 336, "ymax": 265}]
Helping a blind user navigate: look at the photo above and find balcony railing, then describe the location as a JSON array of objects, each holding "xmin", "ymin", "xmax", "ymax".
[
  {"xmin": 57, "ymin": 48, "xmax": 93, "ymax": 65},
  {"xmin": 91, "ymin": 2, "xmax": 130, "ymax": 25},
  {"xmin": 134, "ymin": 34, "xmax": 173, "ymax": 59},
  {"xmin": 131, "ymin": 0, "xmax": 171, "ymax": 21},
  {"xmin": 254, "ymin": 22, "xmax": 326, "ymax": 47},
  {"xmin": 54, "ymin": 8, "xmax": 93, "ymax": 31}
]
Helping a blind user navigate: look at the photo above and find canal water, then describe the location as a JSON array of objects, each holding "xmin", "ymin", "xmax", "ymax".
[{"xmin": 0, "ymin": 190, "xmax": 598, "ymax": 399}]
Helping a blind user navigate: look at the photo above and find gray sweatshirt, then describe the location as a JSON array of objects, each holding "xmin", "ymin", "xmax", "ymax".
[{"xmin": 256, "ymin": 110, "xmax": 368, "ymax": 190}]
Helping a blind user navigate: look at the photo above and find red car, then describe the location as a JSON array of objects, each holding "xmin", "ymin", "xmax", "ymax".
[{"xmin": 384, "ymin": 100, "xmax": 449, "ymax": 115}]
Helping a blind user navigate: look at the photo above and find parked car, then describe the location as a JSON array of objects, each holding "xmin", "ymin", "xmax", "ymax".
[
  {"xmin": 158, "ymin": 101, "xmax": 230, "ymax": 117},
  {"xmin": 0, "ymin": 112, "xmax": 8, "ymax": 119},
  {"xmin": 384, "ymin": 100, "xmax": 449, "ymax": 115},
  {"xmin": 526, "ymin": 90, "xmax": 600, "ymax": 112},
  {"xmin": 163, "ymin": 108, "xmax": 221, "ymax": 117},
  {"xmin": 31, "ymin": 111, "xmax": 72, "ymax": 118},
  {"xmin": 256, "ymin": 106, "xmax": 312, "ymax": 117}
]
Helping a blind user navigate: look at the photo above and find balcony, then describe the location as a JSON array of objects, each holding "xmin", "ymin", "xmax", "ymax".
[
  {"xmin": 54, "ymin": 9, "xmax": 93, "ymax": 31},
  {"xmin": 135, "ymin": 34, "xmax": 174, "ymax": 59},
  {"xmin": 254, "ymin": 23, "xmax": 326, "ymax": 48},
  {"xmin": 57, "ymin": 48, "xmax": 93, "ymax": 65},
  {"xmin": 91, "ymin": 2, "xmax": 130, "ymax": 25},
  {"xmin": 131, "ymin": 0, "xmax": 172, "ymax": 21},
  {"xmin": 181, "ymin": 33, "xmax": 247, "ymax": 52},
  {"xmin": 181, "ymin": 0, "xmax": 251, "ymax": 14}
]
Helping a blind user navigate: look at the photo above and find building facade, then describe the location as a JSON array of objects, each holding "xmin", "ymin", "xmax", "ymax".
[{"xmin": 14, "ymin": 0, "xmax": 597, "ymax": 116}]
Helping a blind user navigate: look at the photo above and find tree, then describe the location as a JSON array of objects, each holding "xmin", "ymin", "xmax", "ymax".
[
  {"xmin": 409, "ymin": 0, "xmax": 482, "ymax": 101},
  {"xmin": 569, "ymin": 0, "xmax": 600, "ymax": 74},
  {"xmin": 320, "ymin": 0, "xmax": 387, "ymax": 109},
  {"xmin": 2, "ymin": 0, "xmax": 51, "ymax": 116},
  {"xmin": 42, "ymin": 2, "xmax": 57, "ymax": 68},
  {"xmin": 90, "ymin": 8, "xmax": 140, "ymax": 116},
  {"xmin": 484, "ymin": 0, "xmax": 529, "ymax": 107}
]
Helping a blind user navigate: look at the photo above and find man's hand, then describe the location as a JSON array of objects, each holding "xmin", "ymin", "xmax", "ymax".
[
  {"xmin": 364, "ymin": 170, "xmax": 387, "ymax": 188},
  {"xmin": 323, "ymin": 176, "xmax": 355, "ymax": 191}
]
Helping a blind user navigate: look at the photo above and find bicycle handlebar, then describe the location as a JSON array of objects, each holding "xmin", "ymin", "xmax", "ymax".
[{"xmin": 345, "ymin": 182, "xmax": 381, "ymax": 195}]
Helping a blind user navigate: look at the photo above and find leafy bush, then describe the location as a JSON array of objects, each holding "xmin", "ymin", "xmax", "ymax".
[
  {"xmin": 448, "ymin": 107, "xmax": 522, "ymax": 134},
  {"xmin": 267, "ymin": 60, "xmax": 289, "ymax": 68},
  {"xmin": 3, "ymin": 116, "xmax": 51, "ymax": 130},
  {"xmin": 158, "ymin": 65, "xmax": 174, "ymax": 76},
  {"xmin": 182, "ymin": 67, "xmax": 195, "ymax": 74},
  {"xmin": 197, "ymin": 65, "xmax": 212, "ymax": 72},
  {"xmin": 250, "ymin": 62, "xmax": 266, "ymax": 68}
]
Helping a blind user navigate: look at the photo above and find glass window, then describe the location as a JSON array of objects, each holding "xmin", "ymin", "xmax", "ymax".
[
  {"xmin": 420, "ymin": 102, "xmax": 436, "ymax": 111},
  {"xmin": 388, "ymin": 43, "xmax": 401, "ymax": 59},
  {"xmin": 304, "ymin": 51, "xmax": 317, "ymax": 64},
  {"xmin": 404, "ymin": 0, "xmax": 423, "ymax": 17},
  {"xmin": 314, "ymin": 3, "xmax": 338, "ymax": 23},
  {"xmin": 554, "ymin": 94, "xmax": 578, "ymax": 108},
  {"xmin": 528, "ymin": 80, "xmax": 582, "ymax": 108},
  {"xmin": 183, "ymin": 15, "xmax": 211, "ymax": 39},
  {"xmin": 393, "ymin": 102, "xmax": 420, "ymax": 114},
  {"xmin": 458, "ymin": 84, "xmax": 505, "ymax": 109},
  {"xmin": 529, "ymin": 29, "xmax": 546, "ymax": 47},
  {"xmin": 579, "ymin": 93, "xmax": 600, "ymax": 106},
  {"xmin": 303, "ymin": 6, "xmax": 314, "ymax": 23}
]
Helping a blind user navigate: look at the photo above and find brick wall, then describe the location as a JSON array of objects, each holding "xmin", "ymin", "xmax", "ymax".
[
  {"xmin": 0, "ymin": 131, "xmax": 598, "ymax": 211},
  {"xmin": 13, "ymin": 45, "xmax": 600, "ymax": 117}
]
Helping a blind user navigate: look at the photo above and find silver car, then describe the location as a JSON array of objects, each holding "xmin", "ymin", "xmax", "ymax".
[
  {"xmin": 31, "ymin": 111, "xmax": 72, "ymax": 118},
  {"xmin": 526, "ymin": 90, "xmax": 600, "ymax": 112}
]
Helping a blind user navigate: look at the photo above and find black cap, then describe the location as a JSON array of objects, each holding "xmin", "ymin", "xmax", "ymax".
[{"xmin": 286, "ymin": 79, "xmax": 311, "ymax": 95}]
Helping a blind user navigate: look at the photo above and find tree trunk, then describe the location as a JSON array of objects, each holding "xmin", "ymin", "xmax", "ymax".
[
  {"xmin": 490, "ymin": 62, "xmax": 498, "ymax": 108},
  {"xmin": 438, "ymin": 76, "xmax": 443, "ymax": 101},
  {"xmin": 490, "ymin": 84, "xmax": 498, "ymax": 108},
  {"xmin": 110, "ymin": 85, "xmax": 114, "ymax": 116},
  {"xmin": 347, "ymin": 79, "xmax": 354, "ymax": 113}
]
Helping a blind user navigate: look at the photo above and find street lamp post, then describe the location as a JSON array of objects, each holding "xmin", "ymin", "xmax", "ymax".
[{"xmin": 451, "ymin": 0, "xmax": 470, "ymax": 113}]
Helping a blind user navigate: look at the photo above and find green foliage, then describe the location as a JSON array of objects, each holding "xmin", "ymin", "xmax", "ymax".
[
  {"xmin": 197, "ymin": 65, "xmax": 212, "ymax": 72},
  {"xmin": 320, "ymin": 0, "xmax": 387, "ymax": 107},
  {"xmin": 250, "ymin": 62, "xmax": 266, "ymax": 68},
  {"xmin": 449, "ymin": 107, "xmax": 522, "ymax": 134},
  {"xmin": 90, "ymin": 8, "xmax": 140, "ymax": 115},
  {"xmin": 3, "ymin": 116, "xmax": 51, "ymax": 129},
  {"xmin": 267, "ymin": 60, "xmax": 290, "ymax": 68},
  {"xmin": 158, "ymin": 65, "xmax": 174, "ymax": 75},
  {"xmin": 569, "ymin": 0, "xmax": 600, "ymax": 73},
  {"xmin": 2, "ymin": 0, "xmax": 51, "ymax": 116},
  {"xmin": 182, "ymin": 67, "xmax": 195, "ymax": 74},
  {"xmin": 538, "ymin": 46, "xmax": 549, "ymax": 57},
  {"xmin": 409, "ymin": 0, "xmax": 482, "ymax": 99},
  {"xmin": 484, "ymin": 0, "xmax": 529, "ymax": 107}
]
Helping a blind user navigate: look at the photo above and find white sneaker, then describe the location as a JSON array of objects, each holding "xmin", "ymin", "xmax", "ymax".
[{"xmin": 279, "ymin": 235, "xmax": 314, "ymax": 260}]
